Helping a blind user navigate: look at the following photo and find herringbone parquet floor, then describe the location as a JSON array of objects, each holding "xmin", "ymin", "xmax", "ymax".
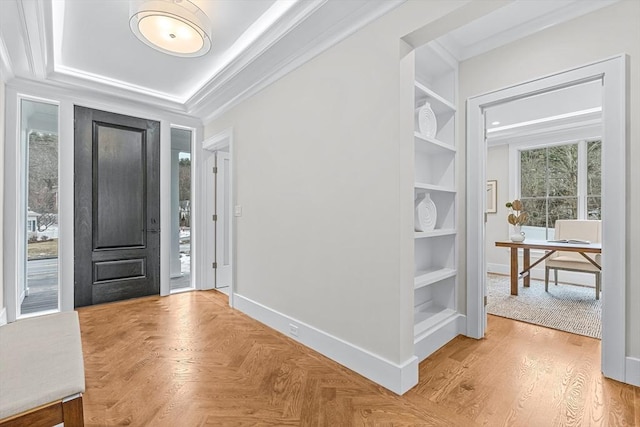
[{"xmin": 78, "ymin": 290, "xmax": 639, "ymax": 426}]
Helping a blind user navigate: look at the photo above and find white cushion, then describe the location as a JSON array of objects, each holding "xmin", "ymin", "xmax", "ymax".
[{"xmin": 0, "ymin": 311, "xmax": 85, "ymax": 419}]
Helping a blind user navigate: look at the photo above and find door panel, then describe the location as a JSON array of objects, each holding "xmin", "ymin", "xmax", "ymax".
[
  {"xmin": 74, "ymin": 106, "xmax": 160, "ymax": 307},
  {"xmin": 94, "ymin": 259, "xmax": 146, "ymax": 282},
  {"xmin": 95, "ymin": 124, "xmax": 146, "ymax": 248}
]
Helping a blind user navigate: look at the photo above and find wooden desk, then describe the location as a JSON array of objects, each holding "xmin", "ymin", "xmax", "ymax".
[{"xmin": 494, "ymin": 240, "xmax": 602, "ymax": 295}]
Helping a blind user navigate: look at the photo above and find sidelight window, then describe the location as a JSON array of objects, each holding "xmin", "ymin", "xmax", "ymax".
[
  {"xmin": 21, "ymin": 99, "xmax": 60, "ymax": 316},
  {"xmin": 170, "ymin": 127, "xmax": 192, "ymax": 291}
]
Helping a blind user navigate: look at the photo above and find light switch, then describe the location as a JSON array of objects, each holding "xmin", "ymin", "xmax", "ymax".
[{"xmin": 234, "ymin": 205, "xmax": 242, "ymax": 217}]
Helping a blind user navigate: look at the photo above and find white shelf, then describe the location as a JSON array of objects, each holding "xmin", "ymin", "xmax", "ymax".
[
  {"xmin": 414, "ymin": 267, "xmax": 456, "ymax": 289},
  {"xmin": 414, "ymin": 81, "xmax": 456, "ymax": 114},
  {"xmin": 414, "ymin": 132, "xmax": 456, "ymax": 154},
  {"xmin": 414, "ymin": 229, "xmax": 456, "ymax": 239},
  {"xmin": 414, "ymin": 304, "xmax": 457, "ymax": 336},
  {"xmin": 414, "ymin": 182, "xmax": 456, "ymax": 193}
]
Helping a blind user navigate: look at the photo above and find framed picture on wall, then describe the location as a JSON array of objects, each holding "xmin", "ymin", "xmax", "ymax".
[{"xmin": 487, "ymin": 180, "xmax": 497, "ymax": 213}]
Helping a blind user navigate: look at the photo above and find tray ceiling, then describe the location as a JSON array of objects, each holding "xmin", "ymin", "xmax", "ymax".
[{"xmin": 0, "ymin": 0, "xmax": 620, "ymax": 121}]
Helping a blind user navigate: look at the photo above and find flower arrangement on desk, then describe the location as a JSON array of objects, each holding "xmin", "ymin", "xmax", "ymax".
[
  {"xmin": 506, "ymin": 199, "xmax": 527, "ymax": 242},
  {"xmin": 505, "ymin": 199, "xmax": 527, "ymax": 226}
]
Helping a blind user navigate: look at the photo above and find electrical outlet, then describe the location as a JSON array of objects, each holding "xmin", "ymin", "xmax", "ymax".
[{"xmin": 289, "ymin": 323, "xmax": 299, "ymax": 337}]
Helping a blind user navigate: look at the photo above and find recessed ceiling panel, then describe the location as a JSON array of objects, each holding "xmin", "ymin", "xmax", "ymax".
[{"xmin": 56, "ymin": 0, "xmax": 276, "ymax": 101}]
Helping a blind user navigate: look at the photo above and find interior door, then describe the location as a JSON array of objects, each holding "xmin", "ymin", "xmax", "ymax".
[
  {"xmin": 74, "ymin": 106, "xmax": 160, "ymax": 307},
  {"xmin": 215, "ymin": 151, "xmax": 231, "ymax": 288}
]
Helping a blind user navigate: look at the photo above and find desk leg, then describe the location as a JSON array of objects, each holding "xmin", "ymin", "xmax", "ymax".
[
  {"xmin": 510, "ymin": 247, "xmax": 518, "ymax": 295},
  {"xmin": 523, "ymin": 248, "xmax": 530, "ymax": 288}
]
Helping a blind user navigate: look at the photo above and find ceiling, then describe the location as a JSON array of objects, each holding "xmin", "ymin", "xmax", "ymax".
[
  {"xmin": 0, "ymin": 0, "xmax": 404, "ymax": 120},
  {"xmin": 485, "ymin": 80, "xmax": 603, "ymax": 145},
  {"xmin": 486, "ymin": 80, "xmax": 602, "ymax": 131},
  {"xmin": 54, "ymin": 0, "xmax": 277, "ymax": 102},
  {"xmin": 0, "ymin": 0, "xmax": 620, "ymax": 122}
]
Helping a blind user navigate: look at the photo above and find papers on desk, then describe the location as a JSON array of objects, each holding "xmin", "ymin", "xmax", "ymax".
[{"xmin": 547, "ymin": 239, "xmax": 591, "ymax": 244}]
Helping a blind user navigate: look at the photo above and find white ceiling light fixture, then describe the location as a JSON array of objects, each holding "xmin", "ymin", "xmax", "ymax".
[{"xmin": 129, "ymin": 0, "xmax": 212, "ymax": 57}]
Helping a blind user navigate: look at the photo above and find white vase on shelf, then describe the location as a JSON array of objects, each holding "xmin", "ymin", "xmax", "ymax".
[
  {"xmin": 510, "ymin": 225, "xmax": 526, "ymax": 242},
  {"xmin": 415, "ymin": 192, "xmax": 437, "ymax": 232},
  {"xmin": 417, "ymin": 101, "xmax": 438, "ymax": 139}
]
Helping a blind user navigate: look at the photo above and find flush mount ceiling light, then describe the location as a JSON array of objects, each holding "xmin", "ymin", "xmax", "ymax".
[{"xmin": 129, "ymin": 0, "xmax": 212, "ymax": 57}]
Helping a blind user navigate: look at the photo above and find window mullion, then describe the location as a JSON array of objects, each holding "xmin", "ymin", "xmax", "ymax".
[
  {"xmin": 545, "ymin": 147, "xmax": 550, "ymax": 239},
  {"xmin": 577, "ymin": 140, "xmax": 587, "ymax": 219}
]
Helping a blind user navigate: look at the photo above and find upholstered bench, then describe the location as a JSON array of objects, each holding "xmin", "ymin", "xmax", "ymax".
[{"xmin": 0, "ymin": 311, "xmax": 85, "ymax": 427}]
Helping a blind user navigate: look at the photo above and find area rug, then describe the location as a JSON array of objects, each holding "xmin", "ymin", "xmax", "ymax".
[{"xmin": 486, "ymin": 274, "xmax": 601, "ymax": 339}]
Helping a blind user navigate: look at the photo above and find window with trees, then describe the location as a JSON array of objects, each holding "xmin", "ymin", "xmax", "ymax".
[
  {"xmin": 170, "ymin": 127, "xmax": 192, "ymax": 291},
  {"xmin": 21, "ymin": 98, "xmax": 59, "ymax": 315},
  {"xmin": 519, "ymin": 140, "xmax": 601, "ymax": 239}
]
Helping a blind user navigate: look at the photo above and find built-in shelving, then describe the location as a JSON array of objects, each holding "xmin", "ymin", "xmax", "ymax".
[
  {"xmin": 414, "ymin": 132, "xmax": 456, "ymax": 154},
  {"xmin": 414, "ymin": 304, "xmax": 457, "ymax": 336},
  {"xmin": 414, "ymin": 81, "xmax": 456, "ymax": 114},
  {"xmin": 412, "ymin": 41, "xmax": 460, "ymax": 363},
  {"xmin": 413, "ymin": 182, "xmax": 456, "ymax": 193},
  {"xmin": 414, "ymin": 267, "xmax": 457, "ymax": 289},
  {"xmin": 414, "ymin": 229, "xmax": 456, "ymax": 239}
]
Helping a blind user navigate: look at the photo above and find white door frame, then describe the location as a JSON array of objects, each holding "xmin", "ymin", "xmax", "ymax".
[
  {"xmin": 215, "ymin": 151, "xmax": 232, "ymax": 289},
  {"xmin": 466, "ymin": 56, "xmax": 627, "ymax": 382},
  {"xmin": 201, "ymin": 128, "xmax": 235, "ymax": 307}
]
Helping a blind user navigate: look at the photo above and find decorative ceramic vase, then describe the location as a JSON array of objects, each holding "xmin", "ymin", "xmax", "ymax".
[
  {"xmin": 510, "ymin": 225, "xmax": 526, "ymax": 242},
  {"xmin": 417, "ymin": 101, "xmax": 438, "ymax": 138},
  {"xmin": 415, "ymin": 192, "xmax": 437, "ymax": 232}
]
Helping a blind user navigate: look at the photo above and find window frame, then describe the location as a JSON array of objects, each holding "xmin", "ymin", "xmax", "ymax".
[
  {"xmin": 508, "ymin": 137, "xmax": 601, "ymax": 240},
  {"xmin": 18, "ymin": 96, "xmax": 61, "ymax": 318}
]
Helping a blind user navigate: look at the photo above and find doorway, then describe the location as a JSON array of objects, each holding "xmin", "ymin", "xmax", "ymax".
[
  {"xmin": 201, "ymin": 130, "xmax": 233, "ymax": 300},
  {"xmin": 74, "ymin": 106, "xmax": 161, "ymax": 307},
  {"xmin": 466, "ymin": 57, "xmax": 627, "ymax": 382},
  {"xmin": 483, "ymin": 80, "xmax": 603, "ymax": 338}
]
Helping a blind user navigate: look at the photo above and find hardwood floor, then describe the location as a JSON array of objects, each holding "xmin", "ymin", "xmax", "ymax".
[{"xmin": 78, "ymin": 291, "xmax": 639, "ymax": 426}]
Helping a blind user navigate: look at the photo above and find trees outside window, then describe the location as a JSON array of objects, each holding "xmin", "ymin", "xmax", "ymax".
[
  {"xmin": 519, "ymin": 140, "xmax": 601, "ymax": 239},
  {"xmin": 178, "ymin": 156, "xmax": 191, "ymax": 227},
  {"xmin": 28, "ymin": 131, "xmax": 58, "ymax": 233}
]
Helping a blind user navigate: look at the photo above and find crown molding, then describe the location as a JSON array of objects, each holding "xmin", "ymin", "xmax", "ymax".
[
  {"xmin": 194, "ymin": 0, "xmax": 406, "ymax": 122},
  {"xmin": 185, "ymin": 0, "xmax": 327, "ymax": 110},
  {"xmin": 0, "ymin": 33, "xmax": 14, "ymax": 80},
  {"xmin": 6, "ymin": 76, "xmax": 199, "ymax": 124},
  {"xmin": 16, "ymin": 0, "xmax": 48, "ymax": 79},
  {"xmin": 439, "ymin": 0, "xmax": 621, "ymax": 61},
  {"xmin": 3, "ymin": 0, "xmax": 404, "ymax": 122},
  {"xmin": 50, "ymin": 66, "xmax": 187, "ymax": 105}
]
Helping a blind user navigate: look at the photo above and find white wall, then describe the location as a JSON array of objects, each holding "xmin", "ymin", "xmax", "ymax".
[
  {"xmin": 459, "ymin": 0, "xmax": 640, "ymax": 357},
  {"xmin": 204, "ymin": 0, "xmax": 477, "ymax": 372},
  {"xmin": 0, "ymin": 67, "xmax": 5, "ymax": 323},
  {"xmin": 486, "ymin": 145, "xmax": 509, "ymax": 265}
]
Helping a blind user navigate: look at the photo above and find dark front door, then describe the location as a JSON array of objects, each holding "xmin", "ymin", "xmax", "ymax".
[{"xmin": 74, "ymin": 106, "xmax": 160, "ymax": 307}]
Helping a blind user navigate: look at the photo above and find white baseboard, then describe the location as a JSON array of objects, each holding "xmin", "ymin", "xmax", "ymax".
[
  {"xmin": 233, "ymin": 293, "xmax": 418, "ymax": 395},
  {"xmin": 414, "ymin": 313, "xmax": 466, "ymax": 362},
  {"xmin": 487, "ymin": 263, "xmax": 598, "ymax": 287},
  {"xmin": 625, "ymin": 357, "xmax": 640, "ymax": 387},
  {"xmin": 0, "ymin": 307, "xmax": 6, "ymax": 326}
]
